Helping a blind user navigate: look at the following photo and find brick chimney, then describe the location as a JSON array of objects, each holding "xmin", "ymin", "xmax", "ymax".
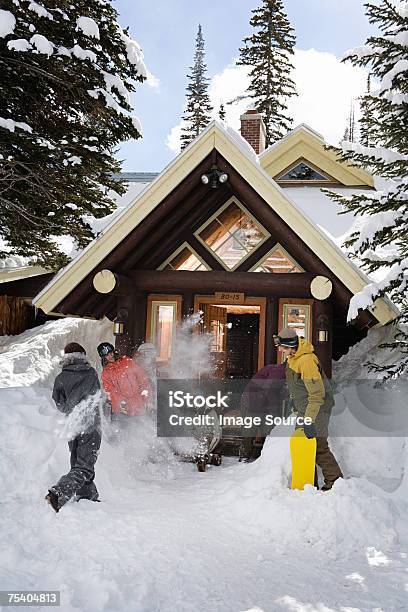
[{"xmin": 240, "ymin": 109, "xmax": 266, "ymax": 154}]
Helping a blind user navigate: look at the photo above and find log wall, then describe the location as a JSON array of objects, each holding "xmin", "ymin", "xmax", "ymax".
[{"xmin": 0, "ymin": 295, "xmax": 34, "ymax": 336}]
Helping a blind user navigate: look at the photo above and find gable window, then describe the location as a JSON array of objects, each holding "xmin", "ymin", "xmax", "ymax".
[
  {"xmin": 277, "ymin": 160, "xmax": 331, "ymax": 183},
  {"xmin": 158, "ymin": 242, "xmax": 210, "ymax": 271},
  {"xmin": 250, "ymin": 244, "xmax": 304, "ymax": 273},
  {"xmin": 195, "ymin": 197, "xmax": 269, "ymax": 270}
]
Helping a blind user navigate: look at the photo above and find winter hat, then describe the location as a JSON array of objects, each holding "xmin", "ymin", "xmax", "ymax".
[
  {"xmin": 276, "ymin": 327, "xmax": 299, "ymax": 348},
  {"xmin": 64, "ymin": 342, "xmax": 86, "ymax": 355},
  {"xmin": 97, "ymin": 342, "xmax": 115, "ymax": 358}
]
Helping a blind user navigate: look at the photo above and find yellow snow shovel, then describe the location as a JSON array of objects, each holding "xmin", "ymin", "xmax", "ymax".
[{"xmin": 290, "ymin": 429, "xmax": 317, "ymax": 490}]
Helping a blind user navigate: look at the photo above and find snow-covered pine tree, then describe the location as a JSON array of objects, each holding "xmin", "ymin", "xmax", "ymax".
[
  {"xmin": 235, "ymin": 0, "xmax": 297, "ymax": 146},
  {"xmin": 328, "ymin": 0, "xmax": 408, "ymax": 378},
  {"xmin": 180, "ymin": 25, "xmax": 213, "ymax": 150},
  {"xmin": 0, "ymin": 1, "xmax": 146, "ymax": 268},
  {"xmin": 342, "ymin": 101, "xmax": 356, "ymax": 144},
  {"xmin": 359, "ymin": 73, "xmax": 373, "ymax": 147},
  {"xmin": 219, "ymin": 102, "xmax": 226, "ymax": 121}
]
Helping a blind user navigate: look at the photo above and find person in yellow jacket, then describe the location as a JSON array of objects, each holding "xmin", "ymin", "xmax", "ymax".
[{"xmin": 274, "ymin": 327, "xmax": 343, "ymax": 491}]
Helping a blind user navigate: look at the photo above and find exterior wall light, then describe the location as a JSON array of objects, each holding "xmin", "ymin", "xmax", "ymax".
[
  {"xmin": 316, "ymin": 314, "xmax": 329, "ymax": 343},
  {"xmin": 113, "ymin": 308, "xmax": 128, "ymax": 336},
  {"xmin": 201, "ymin": 165, "xmax": 229, "ymax": 188}
]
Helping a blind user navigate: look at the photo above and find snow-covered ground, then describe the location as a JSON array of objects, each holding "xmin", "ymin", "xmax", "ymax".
[{"xmin": 0, "ymin": 319, "xmax": 407, "ymax": 611}]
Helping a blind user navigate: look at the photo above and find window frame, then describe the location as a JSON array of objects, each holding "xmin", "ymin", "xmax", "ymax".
[
  {"xmin": 275, "ymin": 158, "xmax": 337, "ymax": 185},
  {"xmin": 146, "ymin": 295, "xmax": 182, "ymax": 364},
  {"xmin": 194, "ymin": 196, "xmax": 270, "ymax": 271},
  {"xmin": 248, "ymin": 243, "xmax": 305, "ymax": 273},
  {"xmin": 157, "ymin": 241, "xmax": 211, "ymax": 271}
]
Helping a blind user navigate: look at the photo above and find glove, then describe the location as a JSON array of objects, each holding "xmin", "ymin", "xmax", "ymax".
[
  {"xmin": 119, "ymin": 400, "xmax": 128, "ymax": 414},
  {"xmin": 303, "ymin": 423, "xmax": 317, "ymax": 439}
]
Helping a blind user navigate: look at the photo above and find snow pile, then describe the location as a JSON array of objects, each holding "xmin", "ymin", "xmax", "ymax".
[
  {"xmin": 0, "ymin": 317, "xmax": 113, "ymax": 388},
  {"xmin": 30, "ymin": 32, "xmax": 53, "ymax": 56},
  {"xmin": 211, "ymin": 433, "xmax": 401, "ymax": 558},
  {"xmin": 76, "ymin": 16, "xmax": 100, "ymax": 39},
  {"xmin": 0, "ymin": 116, "xmax": 32, "ymax": 133},
  {"xmin": 0, "ymin": 320, "xmax": 407, "ymax": 610},
  {"xmin": 0, "ymin": 9, "xmax": 15, "ymax": 38}
]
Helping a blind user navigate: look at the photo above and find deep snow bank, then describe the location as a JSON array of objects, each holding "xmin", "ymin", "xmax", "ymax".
[
  {"xmin": 0, "ymin": 318, "xmax": 407, "ymax": 572},
  {"xmin": 0, "ymin": 317, "xmax": 114, "ymax": 388}
]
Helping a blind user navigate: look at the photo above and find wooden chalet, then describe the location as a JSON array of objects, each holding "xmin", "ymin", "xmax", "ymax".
[{"xmin": 33, "ymin": 112, "xmax": 398, "ymax": 378}]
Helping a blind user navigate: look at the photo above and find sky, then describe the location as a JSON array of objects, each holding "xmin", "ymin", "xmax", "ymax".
[{"xmin": 115, "ymin": 0, "xmax": 375, "ymax": 172}]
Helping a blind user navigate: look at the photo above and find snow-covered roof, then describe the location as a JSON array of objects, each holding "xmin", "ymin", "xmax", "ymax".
[
  {"xmin": 112, "ymin": 172, "xmax": 159, "ymax": 183},
  {"xmin": 33, "ymin": 120, "xmax": 398, "ymax": 325},
  {"xmin": 259, "ymin": 123, "xmax": 326, "ymax": 158},
  {"xmin": 281, "ymin": 186, "xmax": 373, "ymax": 239},
  {"xmin": 0, "ymin": 265, "xmax": 48, "ymax": 284}
]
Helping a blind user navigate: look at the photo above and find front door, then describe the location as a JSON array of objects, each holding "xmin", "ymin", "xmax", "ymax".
[{"xmin": 194, "ymin": 295, "xmax": 266, "ymax": 379}]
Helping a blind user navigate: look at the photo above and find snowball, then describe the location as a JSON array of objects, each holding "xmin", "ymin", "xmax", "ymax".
[
  {"xmin": 72, "ymin": 44, "xmax": 97, "ymax": 62},
  {"xmin": 0, "ymin": 10, "xmax": 16, "ymax": 38},
  {"xmin": 30, "ymin": 33, "xmax": 53, "ymax": 56},
  {"xmin": 28, "ymin": 2, "xmax": 53, "ymax": 20},
  {"xmin": 76, "ymin": 16, "xmax": 100, "ymax": 39},
  {"xmin": 7, "ymin": 38, "xmax": 32, "ymax": 52}
]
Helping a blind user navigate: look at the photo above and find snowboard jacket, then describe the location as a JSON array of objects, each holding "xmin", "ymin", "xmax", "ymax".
[
  {"xmin": 52, "ymin": 353, "xmax": 101, "ymax": 431},
  {"xmin": 286, "ymin": 339, "xmax": 334, "ymax": 423},
  {"xmin": 101, "ymin": 356, "xmax": 151, "ymax": 416}
]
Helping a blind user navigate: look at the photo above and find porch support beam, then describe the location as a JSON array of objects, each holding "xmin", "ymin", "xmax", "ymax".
[{"xmin": 128, "ymin": 270, "xmax": 315, "ymax": 297}]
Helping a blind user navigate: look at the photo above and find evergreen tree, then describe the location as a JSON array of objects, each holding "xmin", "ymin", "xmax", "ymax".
[
  {"xmin": 235, "ymin": 0, "xmax": 297, "ymax": 146},
  {"xmin": 0, "ymin": 0, "xmax": 146, "ymax": 268},
  {"xmin": 219, "ymin": 102, "xmax": 226, "ymax": 121},
  {"xmin": 328, "ymin": 0, "xmax": 408, "ymax": 378},
  {"xmin": 342, "ymin": 101, "xmax": 356, "ymax": 143},
  {"xmin": 180, "ymin": 25, "xmax": 213, "ymax": 150},
  {"xmin": 359, "ymin": 73, "xmax": 373, "ymax": 147}
]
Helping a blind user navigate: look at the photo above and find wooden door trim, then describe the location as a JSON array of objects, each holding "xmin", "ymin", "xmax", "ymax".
[{"xmin": 193, "ymin": 294, "xmax": 266, "ymax": 370}]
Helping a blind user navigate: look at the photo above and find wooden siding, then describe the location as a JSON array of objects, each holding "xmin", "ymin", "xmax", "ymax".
[{"xmin": 0, "ymin": 295, "xmax": 34, "ymax": 336}]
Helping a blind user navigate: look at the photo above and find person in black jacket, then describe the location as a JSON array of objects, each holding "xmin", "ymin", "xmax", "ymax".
[{"xmin": 45, "ymin": 343, "xmax": 102, "ymax": 513}]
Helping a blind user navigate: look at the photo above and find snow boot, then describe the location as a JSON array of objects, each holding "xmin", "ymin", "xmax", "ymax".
[{"xmin": 45, "ymin": 490, "xmax": 60, "ymax": 513}]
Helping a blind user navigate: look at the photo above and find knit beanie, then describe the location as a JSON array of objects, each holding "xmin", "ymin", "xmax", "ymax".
[
  {"xmin": 64, "ymin": 342, "xmax": 86, "ymax": 355},
  {"xmin": 277, "ymin": 327, "xmax": 299, "ymax": 348}
]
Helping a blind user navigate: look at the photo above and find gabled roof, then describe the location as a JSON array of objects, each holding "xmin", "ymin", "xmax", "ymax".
[
  {"xmin": 34, "ymin": 121, "xmax": 396, "ymax": 325},
  {"xmin": 260, "ymin": 124, "xmax": 374, "ymax": 187},
  {"xmin": 0, "ymin": 265, "xmax": 48, "ymax": 284}
]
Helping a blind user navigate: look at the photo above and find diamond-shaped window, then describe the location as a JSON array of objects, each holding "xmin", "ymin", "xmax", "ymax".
[
  {"xmin": 159, "ymin": 243, "xmax": 210, "ymax": 271},
  {"xmin": 278, "ymin": 162, "xmax": 330, "ymax": 182},
  {"xmin": 195, "ymin": 198, "xmax": 269, "ymax": 270},
  {"xmin": 250, "ymin": 244, "xmax": 304, "ymax": 273}
]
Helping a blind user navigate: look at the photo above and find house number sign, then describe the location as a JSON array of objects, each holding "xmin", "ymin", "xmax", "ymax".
[{"xmin": 214, "ymin": 292, "xmax": 245, "ymax": 303}]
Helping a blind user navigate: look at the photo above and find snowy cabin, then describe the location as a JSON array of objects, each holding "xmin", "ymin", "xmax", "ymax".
[{"xmin": 25, "ymin": 111, "xmax": 397, "ymax": 377}]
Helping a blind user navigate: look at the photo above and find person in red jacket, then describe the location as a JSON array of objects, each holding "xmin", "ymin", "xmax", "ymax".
[{"xmin": 97, "ymin": 343, "xmax": 151, "ymax": 422}]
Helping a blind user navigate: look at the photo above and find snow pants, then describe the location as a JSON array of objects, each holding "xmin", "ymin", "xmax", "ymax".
[
  {"xmin": 316, "ymin": 437, "xmax": 343, "ymax": 489},
  {"xmin": 51, "ymin": 430, "xmax": 101, "ymax": 508}
]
